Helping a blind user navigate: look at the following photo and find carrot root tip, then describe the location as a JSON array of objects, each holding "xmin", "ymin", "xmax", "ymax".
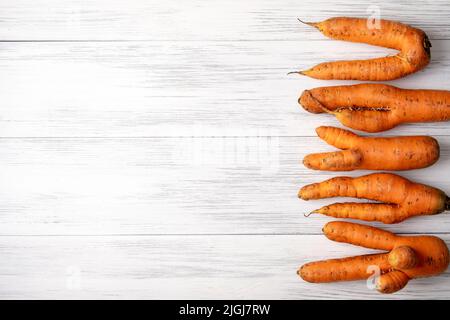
[
  {"xmin": 297, "ymin": 18, "xmax": 319, "ymax": 29},
  {"xmin": 304, "ymin": 211, "xmax": 316, "ymax": 217},
  {"xmin": 287, "ymin": 70, "xmax": 309, "ymax": 76}
]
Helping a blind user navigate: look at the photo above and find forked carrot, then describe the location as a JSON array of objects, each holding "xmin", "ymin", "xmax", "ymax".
[
  {"xmin": 299, "ymin": 173, "xmax": 449, "ymax": 224},
  {"xmin": 299, "ymin": 221, "xmax": 449, "ymax": 294},
  {"xmin": 303, "ymin": 126, "xmax": 440, "ymax": 171},
  {"xmin": 299, "ymin": 83, "xmax": 450, "ymax": 132},
  {"xmin": 291, "ymin": 17, "xmax": 431, "ymax": 80}
]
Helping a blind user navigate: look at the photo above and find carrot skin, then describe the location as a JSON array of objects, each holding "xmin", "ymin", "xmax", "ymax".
[
  {"xmin": 304, "ymin": 149, "xmax": 363, "ymax": 171},
  {"xmin": 376, "ymin": 271, "xmax": 410, "ymax": 293},
  {"xmin": 388, "ymin": 246, "xmax": 418, "ymax": 269},
  {"xmin": 316, "ymin": 203, "xmax": 403, "ymax": 224},
  {"xmin": 299, "ymin": 253, "xmax": 390, "ymax": 283},
  {"xmin": 323, "ymin": 221, "xmax": 395, "ymax": 251}
]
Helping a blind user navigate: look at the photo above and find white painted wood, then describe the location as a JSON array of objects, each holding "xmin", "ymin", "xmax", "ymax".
[
  {"xmin": 1, "ymin": 234, "xmax": 449, "ymax": 300},
  {"xmin": 0, "ymin": 0, "xmax": 449, "ymax": 41},
  {"xmin": 1, "ymin": 40, "xmax": 450, "ymax": 137},
  {"xmin": 1, "ymin": 137, "xmax": 449, "ymax": 235},
  {"xmin": 0, "ymin": 0, "xmax": 449, "ymax": 300}
]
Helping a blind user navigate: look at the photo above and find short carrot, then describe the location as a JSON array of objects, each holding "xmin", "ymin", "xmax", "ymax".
[{"xmin": 303, "ymin": 126, "xmax": 440, "ymax": 171}]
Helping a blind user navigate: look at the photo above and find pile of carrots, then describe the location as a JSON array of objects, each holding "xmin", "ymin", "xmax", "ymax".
[{"xmin": 294, "ymin": 17, "xmax": 450, "ymax": 294}]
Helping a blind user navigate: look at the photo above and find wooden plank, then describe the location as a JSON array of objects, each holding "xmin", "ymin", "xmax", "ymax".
[
  {"xmin": 1, "ymin": 0, "xmax": 449, "ymax": 301},
  {"xmin": 0, "ymin": 0, "xmax": 449, "ymax": 41},
  {"xmin": 1, "ymin": 234, "xmax": 449, "ymax": 299},
  {"xmin": 1, "ymin": 137, "xmax": 449, "ymax": 235},
  {"xmin": 1, "ymin": 40, "xmax": 450, "ymax": 137}
]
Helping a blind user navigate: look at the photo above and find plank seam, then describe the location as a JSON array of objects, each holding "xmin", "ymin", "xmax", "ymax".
[
  {"xmin": 0, "ymin": 135, "xmax": 449, "ymax": 139},
  {"xmin": 0, "ymin": 38, "xmax": 449, "ymax": 42},
  {"xmin": 1, "ymin": 232, "xmax": 449, "ymax": 237}
]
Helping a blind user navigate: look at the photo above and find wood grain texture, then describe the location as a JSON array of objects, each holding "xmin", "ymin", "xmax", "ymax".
[
  {"xmin": 1, "ymin": 40, "xmax": 450, "ymax": 137},
  {"xmin": 1, "ymin": 234, "xmax": 450, "ymax": 300},
  {"xmin": 1, "ymin": 137, "xmax": 449, "ymax": 235},
  {"xmin": 1, "ymin": 0, "xmax": 449, "ymax": 299},
  {"xmin": 0, "ymin": 0, "xmax": 449, "ymax": 41}
]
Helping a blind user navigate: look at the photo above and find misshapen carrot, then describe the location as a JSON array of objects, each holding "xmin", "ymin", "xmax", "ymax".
[
  {"xmin": 292, "ymin": 17, "xmax": 430, "ymax": 80},
  {"xmin": 299, "ymin": 83, "xmax": 450, "ymax": 132},
  {"xmin": 298, "ymin": 173, "xmax": 449, "ymax": 224},
  {"xmin": 303, "ymin": 126, "xmax": 439, "ymax": 171},
  {"xmin": 299, "ymin": 221, "xmax": 449, "ymax": 294}
]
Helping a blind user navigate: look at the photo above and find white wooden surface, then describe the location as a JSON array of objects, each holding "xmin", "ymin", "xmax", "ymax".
[{"xmin": 0, "ymin": 0, "xmax": 449, "ymax": 299}]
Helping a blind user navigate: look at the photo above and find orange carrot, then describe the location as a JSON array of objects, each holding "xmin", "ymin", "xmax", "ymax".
[
  {"xmin": 298, "ymin": 221, "xmax": 449, "ymax": 293},
  {"xmin": 299, "ymin": 83, "xmax": 450, "ymax": 132},
  {"xmin": 292, "ymin": 17, "xmax": 430, "ymax": 80},
  {"xmin": 303, "ymin": 126, "xmax": 439, "ymax": 171},
  {"xmin": 298, "ymin": 173, "xmax": 449, "ymax": 224}
]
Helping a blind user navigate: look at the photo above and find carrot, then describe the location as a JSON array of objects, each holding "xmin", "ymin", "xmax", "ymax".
[
  {"xmin": 388, "ymin": 246, "xmax": 418, "ymax": 270},
  {"xmin": 303, "ymin": 126, "xmax": 439, "ymax": 171},
  {"xmin": 298, "ymin": 221, "xmax": 449, "ymax": 293},
  {"xmin": 298, "ymin": 173, "xmax": 449, "ymax": 223},
  {"xmin": 291, "ymin": 17, "xmax": 430, "ymax": 80},
  {"xmin": 376, "ymin": 270, "xmax": 410, "ymax": 294},
  {"xmin": 299, "ymin": 83, "xmax": 450, "ymax": 132}
]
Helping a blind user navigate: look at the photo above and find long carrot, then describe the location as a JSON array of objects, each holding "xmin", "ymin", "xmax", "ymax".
[
  {"xmin": 298, "ymin": 173, "xmax": 449, "ymax": 224},
  {"xmin": 291, "ymin": 17, "xmax": 430, "ymax": 80},
  {"xmin": 299, "ymin": 221, "xmax": 449, "ymax": 294},
  {"xmin": 303, "ymin": 126, "xmax": 440, "ymax": 171},
  {"xmin": 299, "ymin": 83, "xmax": 450, "ymax": 132}
]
